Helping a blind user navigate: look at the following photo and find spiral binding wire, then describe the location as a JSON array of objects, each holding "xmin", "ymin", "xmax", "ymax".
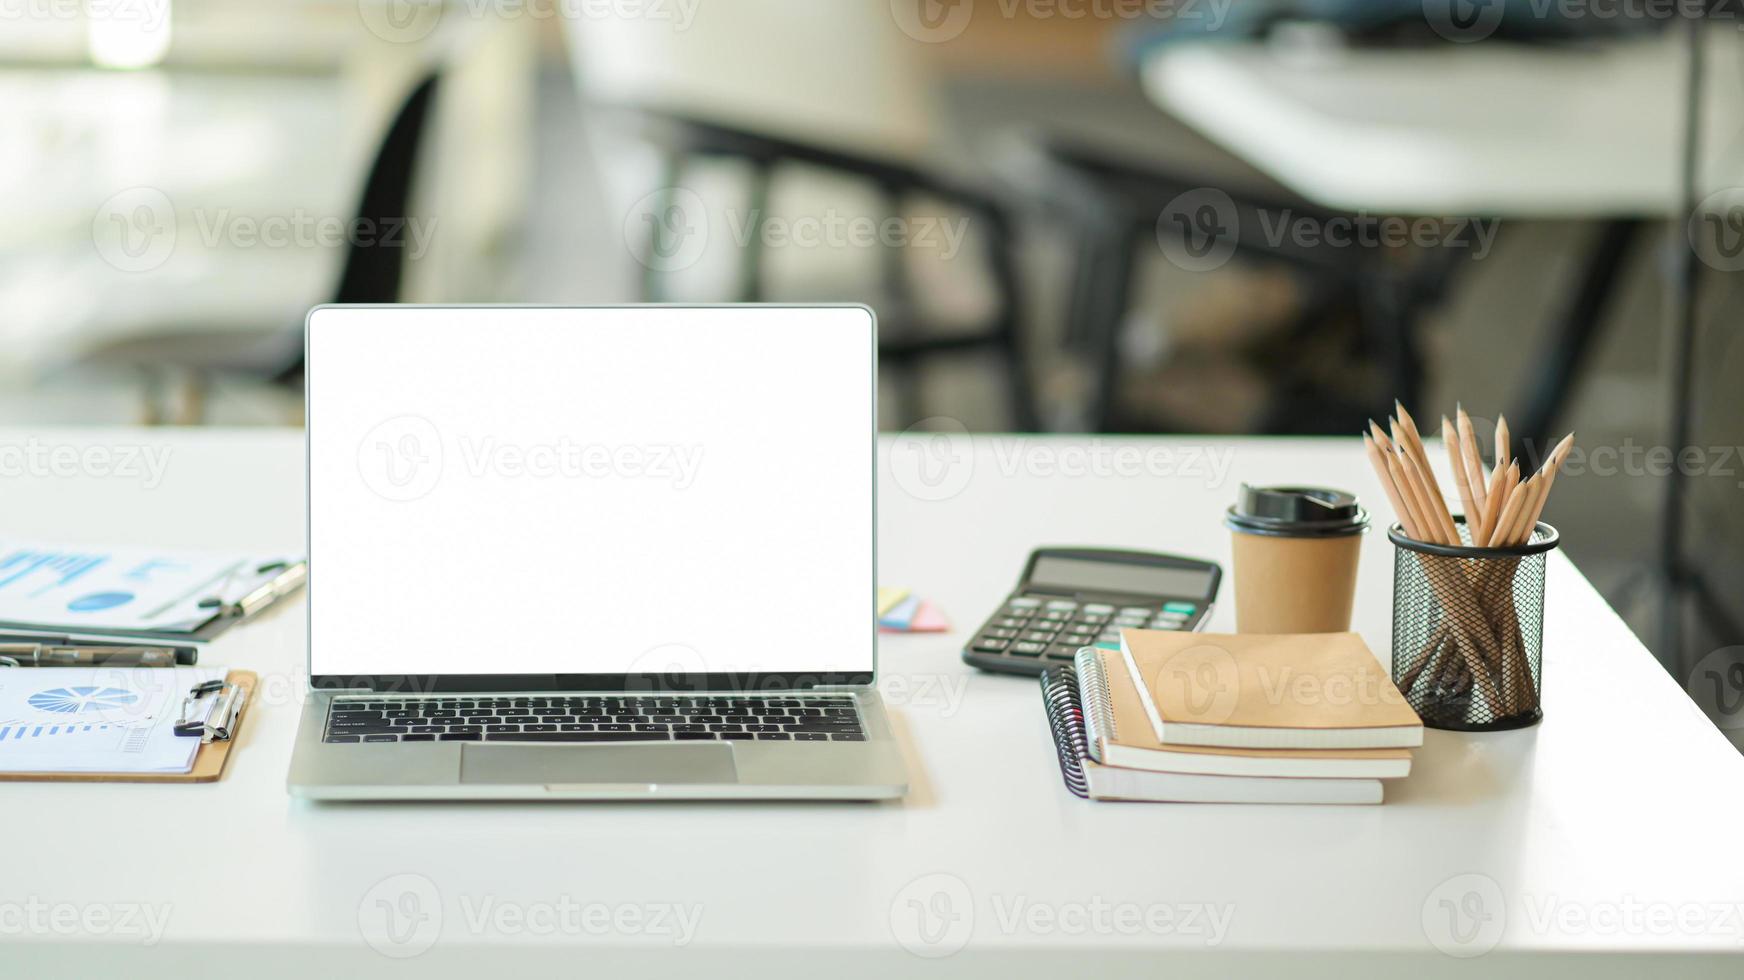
[{"xmin": 1039, "ymin": 667, "xmax": 1090, "ymax": 799}]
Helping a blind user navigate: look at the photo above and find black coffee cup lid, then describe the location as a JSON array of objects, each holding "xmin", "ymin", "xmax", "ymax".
[{"xmin": 1225, "ymin": 484, "xmax": 1369, "ymax": 538}]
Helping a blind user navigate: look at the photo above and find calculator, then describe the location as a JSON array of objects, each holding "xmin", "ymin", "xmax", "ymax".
[{"xmin": 961, "ymin": 547, "xmax": 1222, "ymax": 676}]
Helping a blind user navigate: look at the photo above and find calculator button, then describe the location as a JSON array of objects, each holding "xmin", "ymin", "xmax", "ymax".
[
  {"xmin": 1119, "ymin": 606, "xmax": 1153, "ymax": 616},
  {"xmin": 1046, "ymin": 645, "xmax": 1082, "ymax": 659},
  {"xmin": 1008, "ymin": 597, "xmax": 1041, "ymax": 608},
  {"xmin": 1011, "ymin": 642, "xmax": 1046, "ymax": 656},
  {"xmin": 1077, "ymin": 612, "xmax": 1109, "ymax": 624},
  {"xmin": 1163, "ymin": 602, "xmax": 1198, "ymax": 614},
  {"xmin": 972, "ymin": 637, "xmax": 1010, "ymax": 652},
  {"xmin": 983, "ymin": 628, "xmax": 1018, "ymax": 639},
  {"xmin": 1021, "ymin": 630, "xmax": 1057, "ymax": 643},
  {"xmin": 1082, "ymin": 603, "xmax": 1116, "ymax": 615},
  {"xmin": 1148, "ymin": 620, "xmax": 1181, "ymax": 631},
  {"xmin": 993, "ymin": 617, "xmax": 1027, "ymax": 629},
  {"xmin": 1044, "ymin": 600, "xmax": 1078, "ymax": 611},
  {"xmin": 1038, "ymin": 609, "xmax": 1071, "ymax": 621},
  {"xmin": 1098, "ymin": 631, "xmax": 1121, "ymax": 643}
]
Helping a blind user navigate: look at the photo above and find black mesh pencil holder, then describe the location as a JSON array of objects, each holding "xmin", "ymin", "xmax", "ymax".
[{"xmin": 1389, "ymin": 518, "xmax": 1558, "ymax": 731}]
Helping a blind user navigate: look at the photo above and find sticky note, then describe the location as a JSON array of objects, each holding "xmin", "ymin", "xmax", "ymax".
[
  {"xmin": 906, "ymin": 600, "xmax": 950, "ymax": 633},
  {"xmin": 879, "ymin": 596, "xmax": 920, "ymax": 630},
  {"xmin": 876, "ymin": 587, "xmax": 910, "ymax": 617}
]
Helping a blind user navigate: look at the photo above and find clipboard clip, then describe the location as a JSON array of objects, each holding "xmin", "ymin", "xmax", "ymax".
[
  {"xmin": 196, "ymin": 561, "xmax": 307, "ymax": 623},
  {"xmin": 174, "ymin": 679, "xmax": 247, "ymax": 743}
]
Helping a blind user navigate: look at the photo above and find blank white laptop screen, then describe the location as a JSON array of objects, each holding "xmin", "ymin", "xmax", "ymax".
[{"xmin": 307, "ymin": 306, "xmax": 876, "ymax": 678}]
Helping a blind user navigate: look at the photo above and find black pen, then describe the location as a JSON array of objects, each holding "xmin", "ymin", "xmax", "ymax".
[
  {"xmin": 0, "ymin": 633, "xmax": 199, "ymax": 666},
  {"xmin": 0, "ymin": 644, "xmax": 180, "ymax": 668}
]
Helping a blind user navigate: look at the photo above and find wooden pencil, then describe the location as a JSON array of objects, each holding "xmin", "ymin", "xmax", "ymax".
[
  {"xmin": 1444, "ymin": 416, "xmax": 1480, "ymax": 544},
  {"xmin": 1394, "ymin": 403, "xmax": 1453, "ymax": 531},
  {"xmin": 1457, "ymin": 405, "xmax": 1488, "ymax": 535},
  {"xmin": 1485, "ymin": 465, "xmax": 1528, "ymax": 548},
  {"xmin": 1365, "ymin": 433, "xmax": 1422, "ymax": 540}
]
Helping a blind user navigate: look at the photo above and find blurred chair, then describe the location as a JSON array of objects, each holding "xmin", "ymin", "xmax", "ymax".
[
  {"xmin": 563, "ymin": 3, "xmax": 1037, "ymax": 430},
  {"xmin": 631, "ymin": 113, "xmax": 1035, "ymax": 430},
  {"xmin": 79, "ymin": 70, "xmax": 442, "ymax": 423},
  {"xmin": 1033, "ymin": 137, "xmax": 1464, "ymax": 433}
]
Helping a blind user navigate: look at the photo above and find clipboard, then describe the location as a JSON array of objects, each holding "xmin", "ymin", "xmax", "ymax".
[
  {"xmin": 0, "ymin": 547, "xmax": 306, "ymax": 642},
  {"xmin": 0, "ymin": 670, "xmax": 256, "ymax": 784}
]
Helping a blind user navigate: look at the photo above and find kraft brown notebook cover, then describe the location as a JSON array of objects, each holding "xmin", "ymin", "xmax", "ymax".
[
  {"xmin": 0, "ymin": 670, "xmax": 255, "ymax": 784},
  {"xmin": 1080, "ymin": 648, "xmax": 1412, "ymax": 778},
  {"xmin": 1118, "ymin": 631, "xmax": 1423, "ymax": 749}
]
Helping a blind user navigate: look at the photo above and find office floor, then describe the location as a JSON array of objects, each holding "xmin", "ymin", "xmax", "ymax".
[{"xmin": 2, "ymin": 54, "xmax": 1738, "ymax": 749}]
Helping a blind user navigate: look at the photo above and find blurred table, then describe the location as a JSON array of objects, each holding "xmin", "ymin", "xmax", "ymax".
[
  {"xmin": 1142, "ymin": 30, "xmax": 1744, "ymax": 217},
  {"xmin": 0, "ymin": 69, "xmax": 361, "ymax": 378}
]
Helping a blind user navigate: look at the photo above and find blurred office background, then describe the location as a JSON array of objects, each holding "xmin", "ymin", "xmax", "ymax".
[{"xmin": 3, "ymin": 0, "xmax": 1741, "ymax": 745}]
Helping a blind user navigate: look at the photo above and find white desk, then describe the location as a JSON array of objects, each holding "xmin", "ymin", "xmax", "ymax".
[
  {"xmin": 3, "ymin": 428, "xmax": 1741, "ymax": 978},
  {"xmin": 1143, "ymin": 32, "xmax": 1744, "ymax": 217}
]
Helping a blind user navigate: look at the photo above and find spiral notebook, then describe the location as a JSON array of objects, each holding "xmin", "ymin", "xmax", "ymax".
[{"xmin": 1040, "ymin": 660, "xmax": 1384, "ymax": 805}]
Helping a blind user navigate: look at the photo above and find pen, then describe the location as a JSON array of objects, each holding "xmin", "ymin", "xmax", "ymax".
[
  {"xmin": 0, "ymin": 634, "xmax": 199, "ymax": 666},
  {"xmin": 0, "ymin": 644, "xmax": 180, "ymax": 668}
]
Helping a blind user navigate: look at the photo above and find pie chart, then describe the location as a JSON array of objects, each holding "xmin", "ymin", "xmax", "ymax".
[{"xmin": 27, "ymin": 686, "xmax": 140, "ymax": 714}]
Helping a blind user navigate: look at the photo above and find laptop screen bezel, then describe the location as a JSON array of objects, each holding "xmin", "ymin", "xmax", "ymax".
[{"xmin": 303, "ymin": 304, "xmax": 878, "ymax": 693}]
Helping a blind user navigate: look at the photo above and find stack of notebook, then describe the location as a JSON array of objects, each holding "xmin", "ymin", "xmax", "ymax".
[{"xmin": 1042, "ymin": 631, "xmax": 1423, "ymax": 805}]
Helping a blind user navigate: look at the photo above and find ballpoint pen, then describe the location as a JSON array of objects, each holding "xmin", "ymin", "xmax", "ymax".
[
  {"xmin": 0, "ymin": 633, "xmax": 199, "ymax": 666},
  {"xmin": 0, "ymin": 644, "xmax": 180, "ymax": 668}
]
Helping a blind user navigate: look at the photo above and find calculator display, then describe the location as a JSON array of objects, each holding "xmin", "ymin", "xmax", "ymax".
[{"xmin": 1028, "ymin": 557, "xmax": 1214, "ymax": 597}]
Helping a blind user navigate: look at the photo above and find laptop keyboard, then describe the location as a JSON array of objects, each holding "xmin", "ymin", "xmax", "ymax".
[{"xmin": 322, "ymin": 694, "xmax": 866, "ymax": 744}]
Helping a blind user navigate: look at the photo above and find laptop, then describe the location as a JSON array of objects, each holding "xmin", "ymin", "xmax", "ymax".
[{"xmin": 287, "ymin": 305, "xmax": 907, "ymax": 800}]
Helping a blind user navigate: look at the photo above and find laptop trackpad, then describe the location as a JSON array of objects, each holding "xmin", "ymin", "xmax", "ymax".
[{"xmin": 460, "ymin": 744, "xmax": 738, "ymax": 786}]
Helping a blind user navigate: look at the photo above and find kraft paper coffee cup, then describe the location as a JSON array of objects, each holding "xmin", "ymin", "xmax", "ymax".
[{"xmin": 1225, "ymin": 485, "xmax": 1369, "ymax": 634}]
